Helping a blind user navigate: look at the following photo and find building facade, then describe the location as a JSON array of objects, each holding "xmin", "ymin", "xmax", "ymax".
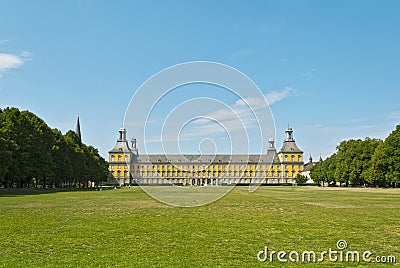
[
  {"xmin": 109, "ymin": 127, "xmax": 304, "ymax": 186},
  {"xmin": 300, "ymin": 154, "xmax": 322, "ymax": 183}
]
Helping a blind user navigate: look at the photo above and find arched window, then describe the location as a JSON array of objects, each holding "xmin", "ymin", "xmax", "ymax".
[
  {"xmin": 111, "ymin": 155, "xmax": 115, "ymax": 162},
  {"xmin": 284, "ymin": 155, "xmax": 288, "ymax": 161},
  {"xmin": 118, "ymin": 155, "xmax": 121, "ymax": 162},
  {"xmin": 291, "ymin": 156, "xmax": 295, "ymax": 162}
]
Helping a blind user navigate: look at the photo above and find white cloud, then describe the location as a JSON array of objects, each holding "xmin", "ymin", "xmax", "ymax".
[
  {"xmin": 201, "ymin": 87, "xmax": 294, "ymax": 128},
  {"xmin": 143, "ymin": 87, "xmax": 296, "ymax": 145},
  {"xmin": 265, "ymin": 86, "xmax": 295, "ymax": 105},
  {"xmin": 170, "ymin": 87, "xmax": 295, "ymax": 141},
  {"xmin": 0, "ymin": 53, "xmax": 25, "ymax": 77}
]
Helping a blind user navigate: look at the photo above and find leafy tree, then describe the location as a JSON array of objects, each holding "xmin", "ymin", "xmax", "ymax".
[
  {"xmin": 384, "ymin": 125, "xmax": 400, "ymax": 185},
  {"xmin": 22, "ymin": 110, "xmax": 55, "ymax": 187},
  {"xmin": 310, "ymin": 153, "xmax": 337, "ymax": 186},
  {"xmin": 325, "ymin": 154, "xmax": 337, "ymax": 184},
  {"xmin": 335, "ymin": 138, "xmax": 382, "ymax": 186},
  {"xmin": 83, "ymin": 145, "xmax": 109, "ymax": 186},
  {"xmin": 0, "ymin": 109, "xmax": 13, "ymax": 182},
  {"xmin": 368, "ymin": 125, "xmax": 400, "ymax": 186},
  {"xmin": 63, "ymin": 130, "xmax": 108, "ymax": 187},
  {"xmin": 295, "ymin": 174, "xmax": 308, "ymax": 184},
  {"xmin": 0, "ymin": 107, "xmax": 108, "ymax": 188},
  {"xmin": 64, "ymin": 130, "xmax": 87, "ymax": 187},
  {"xmin": 51, "ymin": 128, "xmax": 73, "ymax": 187},
  {"xmin": 1, "ymin": 107, "xmax": 32, "ymax": 187}
]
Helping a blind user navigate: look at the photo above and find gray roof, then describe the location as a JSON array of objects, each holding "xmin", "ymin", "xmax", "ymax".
[
  {"xmin": 136, "ymin": 150, "xmax": 279, "ymax": 165},
  {"xmin": 267, "ymin": 148, "xmax": 281, "ymax": 164},
  {"xmin": 279, "ymin": 141, "xmax": 303, "ymax": 154},
  {"xmin": 303, "ymin": 161, "xmax": 317, "ymax": 171},
  {"xmin": 109, "ymin": 140, "xmax": 132, "ymax": 154}
]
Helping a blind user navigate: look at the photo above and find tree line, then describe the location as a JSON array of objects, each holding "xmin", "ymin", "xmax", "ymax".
[
  {"xmin": 0, "ymin": 107, "xmax": 109, "ymax": 188},
  {"xmin": 311, "ymin": 124, "xmax": 400, "ymax": 187}
]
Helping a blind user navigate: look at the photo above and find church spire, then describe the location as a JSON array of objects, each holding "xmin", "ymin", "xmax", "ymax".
[{"xmin": 76, "ymin": 116, "xmax": 82, "ymax": 144}]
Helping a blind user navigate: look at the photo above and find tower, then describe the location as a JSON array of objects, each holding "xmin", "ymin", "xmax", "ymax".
[
  {"xmin": 266, "ymin": 138, "xmax": 281, "ymax": 178},
  {"xmin": 278, "ymin": 127, "xmax": 304, "ymax": 180},
  {"xmin": 108, "ymin": 128, "xmax": 136, "ymax": 186},
  {"xmin": 285, "ymin": 127, "xmax": 294, "ymax": 141},
  {"xmin": 131, "ymin": 137, "xmax": 138, "ymax": 155},
  {"xmin": 267, "ymin": 138, "xmax": 280, "ymax": 163},
  {"xmin": 118, "ymin": 127, "xmax": 127, "ymax": 142},
  {"xmin": 76, "ymin": 116, "xmax": 82, "ymax": 144},
  {"xmin": 268, "ymin": 138, "xmax": 275, "ymax": 149}
]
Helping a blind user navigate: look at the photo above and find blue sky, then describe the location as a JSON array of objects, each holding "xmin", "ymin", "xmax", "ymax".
[{"xmin": 1, "ymin": 0, "xmax": 399, "ymax": 159}]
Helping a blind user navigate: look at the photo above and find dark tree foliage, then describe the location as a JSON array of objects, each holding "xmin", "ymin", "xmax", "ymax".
[
  {"xmin": 335, "ymin": 138, "xmax": 382, "ymax": 186},
  {"xmin": 0, "ymin": 109, "xmax": 13, "ymax": 181},
  {"xmin": 367, "ymin": 125, "xmax": 400, "ymax": 186},
  {"xmin": 311, "ymin": 153, "xmax": 337, "ymax": 186},
  {"xmin": 0, "ymin": 107, "xmax": 108, "ymax": 188},
  {"xmin": 295, "ymin": 174, "xmax": 308, "ymax": 184}
]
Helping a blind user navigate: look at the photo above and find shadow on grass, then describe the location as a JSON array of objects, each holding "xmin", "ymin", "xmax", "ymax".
[{"xmin": 0, "ymin": 188, "xmax": 97, "ymax": 197}]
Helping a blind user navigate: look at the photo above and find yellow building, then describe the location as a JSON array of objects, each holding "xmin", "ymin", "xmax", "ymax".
[
  {"xmin": 108, "ymin": 128, "xmax": 135, "ymax": 185},
  {"xmin": 108, "ymin": 127, "xmax": 304, "ymax": 186},
  {"xmin": 277, "ymin": 127, "xmax": 304, "ymax": 180}
]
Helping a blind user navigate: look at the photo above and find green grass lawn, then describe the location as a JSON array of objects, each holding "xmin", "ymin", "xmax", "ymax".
[{"xmin": 0, "ymin": 186, "xmax": 399, "ymax": 267}]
